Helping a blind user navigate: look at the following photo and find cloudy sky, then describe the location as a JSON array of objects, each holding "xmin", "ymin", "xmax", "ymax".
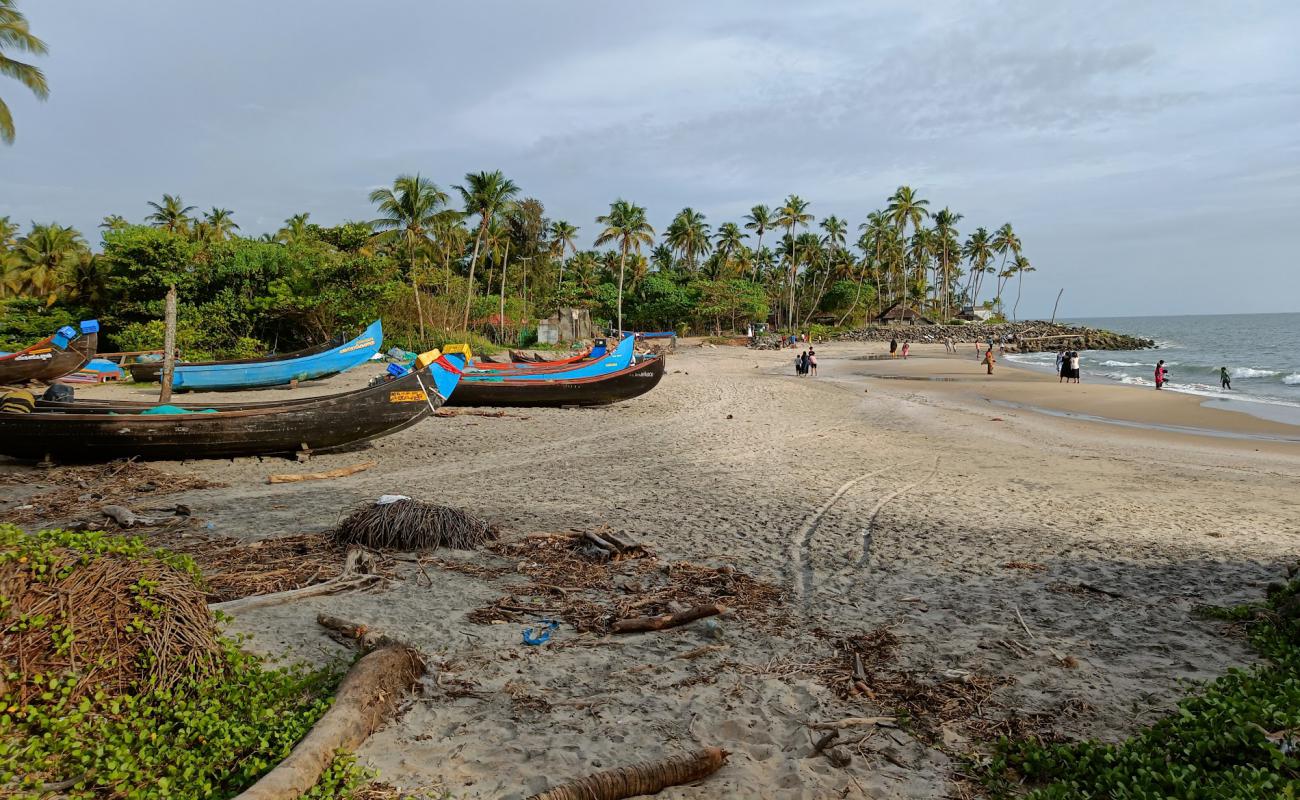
[{"xmin": 3, "ymin": 1, "xmax": 1297, "ymax": 317}]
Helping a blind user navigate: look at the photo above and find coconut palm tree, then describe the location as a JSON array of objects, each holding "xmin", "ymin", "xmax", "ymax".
[
  {"xmin": 98, "ymin": 214, "xmax": 129, "ymax": 233},
  {"xmin": 886, "ymin": 186, "xmax": 929, "ymax": 310},
  {"xmin": 548, "ymin": 220, "xmax": 579, "ymax": 287},
  {"xmin": 742, "ymin": 205, "xmax": 773, "ymax": 282},
  {"xmin": 594, "ymin": 199, "xmax": 654, "ymax": 335},
  {"xmin": 65, "ymin": 251, "xmax": 112, "ymax": 311},
  {"xmin": 0, "ymin": 0, "xmax": 48, "ymax": 145},
  {"xmin": 370, "ymin": 174, "xmax": 449, "ymax": 340},
  {"xmin": 713, "ymin": 222, "xmax": 747, "ymax": 278},
  {"xmin": 0, "ymin": 215, "xmax": 17, "ymax": 248},
  {"xmin": 456, "ymin": 170, "xmax": 520, "ymax": 330},
  {"xmin": 145, "ymin": 194, "xmax": 196, "ymax": 235},
  {"xmin": 930, "ymin": 207, "xmax": 963, "ymax": 319},
  {"xmin": 961, "ymin": 227, "xmax": 994, "ymax": 308},
  {"xmin": 276, "ymin": 212, "xmax": 312, "ymax": 244},
  {"xmin": 990, "ymin": 223, "xmax": 1021, "ymax": 316},
  {"xmin": 14, "ymin": 222, "xmax": 85, "ymax": 304},
  {"xmin": 665, "ymin": 207, "xmax": 711, "ymax": 272},
  {"xmin": 775, "ymin": 195, "xmax": 812, "ymax": 328},
  {"xmin": 1011, "ymin": 254, "xmax": 1034, "ymax": 320},
  {"xmin": 202, "ymin": 207, "xmax": 239, "ymax": 242}
]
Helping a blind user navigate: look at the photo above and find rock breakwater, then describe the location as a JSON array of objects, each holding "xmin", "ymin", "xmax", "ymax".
[{"xmin": 751, "ymin": 322, "xmax": 1155, "ymax": 352}]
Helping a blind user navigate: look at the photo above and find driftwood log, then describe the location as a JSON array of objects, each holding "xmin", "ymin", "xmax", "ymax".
[
  {"xmin": 230, "ymin": 645, "xmax": 423, "ymax": 800},
  {"xmin": 527, "ymin": 746, "xmax": 729, "ymax": 800},
  {"xmin": 208, "ymin": 549, "xmax": 380, "ymax": 614},
  {"xmin": 611, "ymin": 603, "xmax": 725, "ymax": 634},
  {"xmin": 267, "ymin": 461, "xmax": 376, "ymax": 484}
]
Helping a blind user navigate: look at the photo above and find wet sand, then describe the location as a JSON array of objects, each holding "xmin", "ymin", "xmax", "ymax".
[{"xmin": 6, "ymin": 342, "xmax": 1300, "ymax": 798}]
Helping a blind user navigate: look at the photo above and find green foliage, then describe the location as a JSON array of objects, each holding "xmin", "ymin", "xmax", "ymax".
[
  {"xmin": 0, "ymin": 525, "xmax": 369, "ymax": 799},
  {"xmin": 0, "ymin": 297, "xmax": 81, "ymax": 351},
  {"xmin": 980, "ymin": 579, "xmax": 1300, "ymax": 799}
]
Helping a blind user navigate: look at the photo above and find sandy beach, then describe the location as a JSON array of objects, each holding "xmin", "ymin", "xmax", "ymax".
[{"xmin": 4, "ymin": 342, "xmax": 1299, "ymax": 799}]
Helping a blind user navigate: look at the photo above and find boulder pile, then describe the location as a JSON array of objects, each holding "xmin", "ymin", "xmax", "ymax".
[{"xmin": 751, "ymin": 322, "xmax": 1154, "ymax": 353}]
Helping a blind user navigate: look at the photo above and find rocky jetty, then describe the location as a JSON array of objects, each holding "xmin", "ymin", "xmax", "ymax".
[{"xmin": 751, "ymin": 321, "xmax": 1155, "ymax": 352}]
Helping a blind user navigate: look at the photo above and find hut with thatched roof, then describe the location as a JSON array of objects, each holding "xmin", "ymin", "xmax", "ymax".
[{"xmin": 876, "ymin": 302, "xmax": 927, "ymax": 325}]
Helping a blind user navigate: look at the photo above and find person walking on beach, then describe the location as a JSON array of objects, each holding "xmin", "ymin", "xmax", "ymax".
[
  {"xmin": 983, "ymin": 347, "xmax": 996, "ymax": 375},
  {"xmin": 1154, "ymin": 360, "xmax": 1167, "ymax": 390},
  {"xmin": 1069, "ymin": 351, "xmax": 1081, "ymax": 384},
  {"xmin": 794, "ymin": 351, "xmax": 804, "ymax": 375},
  {"xmin": 1220, "ymin": 366, "xmax": 1231, "ymax": 390},
  {"xmin": 808, "ymin": 349, "xmax": 818, "ymax": 376},
  {"xmin": 1056, "ymin": 350, "xmax": 1066, "ymax": 382},
  {"xmin": 901, "ymin": 342, "xmax": 910, "ymax": 360},
  {"xmin": 889, "ymin": 337, "xmax": 898, "ymax": 358}
]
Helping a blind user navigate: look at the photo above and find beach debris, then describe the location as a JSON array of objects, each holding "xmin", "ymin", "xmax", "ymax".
[
  {"xmin": 209, "ymin": 548, "xmax": 383, "ymax": 614},
  {"xmin": 611, "ymin": 603, "xmax": 726, "ymax": 634},
  {"xmin": 267, "ymin": 460, "xmax": 376, "ymax": 484},
  {"xmin": 0, "ymin": 460, "xmax": 221, "ymax": 525},
  {"xmin": 1003, "ymin": 561, "xmax": 1048, "ymax": 571},
  {"xmin": 334, "ymin": 498, "xmax": 498, "ymax": 551},
  {"xmin": 1048, "ymin": 581, "xmax": 1124, "ymax": 601},
  {"xmin": 316, "ymin": 612, "xmax": 419, "ymax": 653},
  {"xmin": 1, "ymin": 531, "xmax": 222, "ymax": 706},
  {"xmin": 526, "ymin": 746, "xmax": 729, "ymax": 800},
  {"xmin": 100, "ymin": 503, "xmax": 138, "ymax": 527},
  {"xmin": 523, "ymin": 619, "xmax": 560, "ymax": 646},
  {"xmin": 807, "ymin": 717, "xmax": 898, "ymax": 731},
  {"xmin": 808, "ymin": 730, "xmax": 852, "ymax": 768},
  {"xmin": 230, "ymin": 645, "xmax": 424, "ymax": 800},
  {"xmin": 1012, "ymin": 605, "xmax": 1037, "ymax": 639}
]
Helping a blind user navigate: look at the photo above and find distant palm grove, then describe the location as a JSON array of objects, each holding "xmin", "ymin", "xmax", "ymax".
[{"xmin": 0, "ymin": 176, "xmax": 1037, "ymax": 357}]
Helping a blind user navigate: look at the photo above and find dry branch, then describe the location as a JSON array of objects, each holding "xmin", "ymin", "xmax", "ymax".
[
  {"xmin": 807, "ymin": 717, "xmax": 898, "ymax": 731},
  {"xmin": 208, "ymin": 549, "xmax": 380, "ymax": 614},
  {"xmin": 231, "ymin": 646, "xmax": 424, "ymax": 800},
  {"xmin": 611, "ymin": 603, "xmax": 725, "ymax": 634},
  {"xmin": 527, "ymin": 746, "xmax": 729, "ymax": 800},
  {"xmin": 268, "ymin": 461, "xmax": 376, "ymax": 484}
]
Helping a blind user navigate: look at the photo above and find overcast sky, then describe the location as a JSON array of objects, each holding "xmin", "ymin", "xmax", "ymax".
[{"xmin": 3, "ymin": 1, "xmax": 1297, "ymax": 317}]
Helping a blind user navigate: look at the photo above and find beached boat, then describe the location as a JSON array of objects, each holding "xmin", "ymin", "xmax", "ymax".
[
  {"xmin": 446, "ymin": 353, "xmax": 665, "ymax": 407},
  {"xmin": 462, "ymin": 335, "xmax": 634, "ymax": 379},
  {"xmin": 0, "ymin": 351, "xmax": 465, "ymax": 462},
  {"xmin": 128, "ymin": 320, "xmax": 382, "ymax": 391},
  {"xmin": 126, "ymin": 336, "xmax": 342, "ymax": 383},
  {"xmin": 0, "ymin": 321, "xmax": 99, "ymax": 385},
  {"xmin": 472, "ymin": 340, "xmax": 608, "ymax": 371}
]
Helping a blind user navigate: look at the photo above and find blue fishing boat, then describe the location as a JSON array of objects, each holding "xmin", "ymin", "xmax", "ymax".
[
  {"xmin": 151, "ymin": 320, "xmax": 383, "ymax": 391},
  {"xmin": 461, "ymin": 335, "xmax": 634, "ymax": 381}
]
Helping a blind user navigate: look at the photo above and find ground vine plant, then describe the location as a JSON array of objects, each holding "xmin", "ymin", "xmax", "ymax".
[
  {"xmin": 979, "ymin": 576, "xmax": 1300, "ymax": 798},
  {"xmin": 0, "ymin": 524, "xmax": 371, "ymax": 798}
]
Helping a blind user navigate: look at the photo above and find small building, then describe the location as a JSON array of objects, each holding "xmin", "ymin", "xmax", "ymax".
[
  {"xmin": 876, "ymin": 303, "xmax": 925, "ymax": 325},
  {"xmin": 536, "ymin": 307, "xmax": 595, "ymax": 345},
  {"xmin": 958, "ymin": 305, "xmax": 994, "ymax": 322}
]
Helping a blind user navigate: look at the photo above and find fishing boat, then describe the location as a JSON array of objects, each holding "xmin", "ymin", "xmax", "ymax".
[
  {"xmin": 0, "ymin": 321, "xmax": 99, "ymax": 385},
  {"xmin": 494, "ymin": 339, "xmax": 608, "ymax": 367},
  {"xmin": 126, "ymin": 336, "xmax": 343, "ymax": 383},
  {"xmin": 462, "ymin": 335, "xmax": 634, "ymax": 379},
  {"xmin": 129, "ymin": 320, "xmax": 382, "ymax": 391},
  {"xmin": 445, "ymin": 352, "xmax": 665, "ymax": 407},
  {"xmin": 1, "ymin": 350, "xmax": 465, "ymax": 462}
]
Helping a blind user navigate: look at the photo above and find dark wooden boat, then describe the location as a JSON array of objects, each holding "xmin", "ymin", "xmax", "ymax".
[
  {"xmin": 126, "ymin": 337, "xmax": 340, "ymax": 383},
  {"xmin": 445, "ymin": 354, "xmax": 665, "ymax": 407},
  {"xmin": 0, "ymin": 322, "xmax": 98, "ymax": 385},
  {"xmin": 1, "ymin": 353, "xmax": 465, "ymax": 462}
]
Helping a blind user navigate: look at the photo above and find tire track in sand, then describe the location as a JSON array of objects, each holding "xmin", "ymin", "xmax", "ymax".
[
  {"xmin": 790, "ymin": 459, "xmax": 921, "ymax": 603},
  {"xmin": 857, "ymin": 455, "xmax": 941, "ymax": 568}
]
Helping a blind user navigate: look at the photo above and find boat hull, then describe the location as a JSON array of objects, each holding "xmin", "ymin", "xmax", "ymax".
[
  {"xmin": 447, "ymin": 355, "xmax": 665, "ymax": 407},
  {"xmin": 127, "ymin": 337, "xmax": 342, "ymax": 383},
  {"xmin": 0, "ymin": 331, "xmax": 97, "ymax": 385}
]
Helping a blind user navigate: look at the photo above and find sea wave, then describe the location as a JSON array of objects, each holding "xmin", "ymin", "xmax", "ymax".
[
  {"xmin": 1099, "ymin": 360, "xmax": 1146, "ymax": 367},
  {"xmin": 1285, "ymin": 373, "xmax": 1300, "ymax": 386},
  {"xmin": 1231, "ymin": 367, "xmax": 1280, "ymax": 379}
]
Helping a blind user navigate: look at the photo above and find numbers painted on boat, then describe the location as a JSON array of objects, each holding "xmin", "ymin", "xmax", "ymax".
[{"xmin": 388, "ymin": 390, "xmax": 428, "ymax": 403}]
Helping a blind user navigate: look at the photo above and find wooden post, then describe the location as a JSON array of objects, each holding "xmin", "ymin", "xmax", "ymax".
[
  {"xmin": 159, "ymin": 284, "xmax": 177, "ymax": 403},
  {"xmin": 1050, "ymin": 288, "xmax": 1064, "ymax": 324}
]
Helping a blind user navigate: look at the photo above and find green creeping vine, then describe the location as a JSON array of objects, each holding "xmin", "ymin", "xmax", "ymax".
[
  {"xmin": 0, "ymin": 525, "xmax": 371, "ymax": 798},
  {"xmin": 979, "ymin": 578, "xmax": 1300, "ymax": 799}
]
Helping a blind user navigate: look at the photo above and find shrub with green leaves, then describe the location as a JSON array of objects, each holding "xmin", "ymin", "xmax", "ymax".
[{"xmin": 981, "ymin": 578, "xmax": 1300, "ymax": 798}]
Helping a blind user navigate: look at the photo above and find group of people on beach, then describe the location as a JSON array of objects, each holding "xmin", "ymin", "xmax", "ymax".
[
  {"xmin": 1056, "ymin": 350, "xmax": 1082, "ymax": 383},
  {"xmin": 795, "ymin": 349, "xmax": 817, "ymax": 376},
  {"xmin": 888, "ymin": 338, "xmax": 910, "ymax": 359}
]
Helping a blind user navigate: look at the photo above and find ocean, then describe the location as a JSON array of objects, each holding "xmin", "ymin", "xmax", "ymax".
[{"xmin": 1006, "ymin": 312, "xmax": 1300, "ymax": 426}]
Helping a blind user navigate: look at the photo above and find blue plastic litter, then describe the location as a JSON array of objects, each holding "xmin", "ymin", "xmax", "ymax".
[
  {"xmin": 386, "ymin": 363, "xmax": 409, "ymax": 378},
  {"xmin": 522, "ymin": 619, "xmax": 559, "ymax": 646}
]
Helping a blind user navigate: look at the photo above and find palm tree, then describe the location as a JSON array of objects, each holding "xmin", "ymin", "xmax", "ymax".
[
  {"xmin": 961, "ymin": 227, "xmax": 994, "ymax": 308},
  {"xmin": 370, "ymin": 174, "xmax": 449, "ymax": 340},
  {"xmin": 594, "ymin": 199, "xmax": 654, "ymax": 335},
  {"xmin": 14, "ymin": 222, "xmax": 85, "ymax": 304},
  {"xmin": 886, "ymin": 186, "xmax": 929, "ymax": 310},
  {"xmin": 775, "ymin": 195, "xmax": 812, "ymax": 328},
  {"xmin": 713, "ymin": 222, "xmax": 747, "ymax": 278},
  {"xmin": 202, "ymin": 207, "xmax": 239, "ymax": 242},
  {"xmin": 65, "ymin": 251, "xmax": 112, "ymax": 311},
  {"xmin": 277, "ymin": 212, "xmax": 312, "ymax": 244},
  {"xmin": 456, "ymin": 170, "xmax": 520, "ymax": 330},
  {"xmin": 548, "ymin": 220, "xmax": 579, "ymax": 287},
  {"xmin": 649, "ymin": 243, "xmax": 674, "ymax": 272},
  {"xmin": 665, "ymin": 207, "xmax": 711, "ymax": 271},
  {"xmin": 990, "ymin": 223, "xmax": 1022, "ymax": 316},
  {"xmin": 145, "ymin": 194, "xmax": 196, "ymax": 235},
  {"xmin": 98, "ymin": 214, "xmax": 129, "ymax": 232},
  {"xmin": 0, "ymin": 0, "xmax": 48, "ymax": 145},
  {"xmin": 742, "ymin": 205, "xmax": 772, "ymax": 282},
  {"xmin": 931, "ymin": 207, "xmax": 963, "ymax": 319},
  {"xmin": 1011, "ymin": 254, "xmax": 1034, "ymax": 321}
]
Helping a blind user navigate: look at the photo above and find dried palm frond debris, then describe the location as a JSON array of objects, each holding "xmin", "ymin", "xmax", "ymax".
[
  {"xmin": 0, "ymin": 528, "xmax": 222, "ymax": 706},
  {"xmin": 1, "ymin": 460, "xmax": 222, "ymax": 525},
  {"xmin": 527, "ymin": 746, "xmax": 729, "ymax": 800},
  {"xmin": 333, "ymin": 498, "xmax": 498, "ymax": 551}
]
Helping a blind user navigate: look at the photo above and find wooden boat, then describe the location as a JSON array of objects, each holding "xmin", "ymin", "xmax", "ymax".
[
  {"xmin": 126, "ymin": 337, "xmax": 342, "ymax": 383},
  {"xmin": 461, "ymin": 335, "xmax": 634, "ymax": 379},
  {"xmin": 473, "ymin": 341, "xmax": 606, "ymax": 371},
  {"xmin": 0, "ymin": 321, "xmax": 99, "ymax": 385},
  {"xmin": 129, "ymin": 320, "xmax": 383, "ymax": 391},
  {"xmin": 0, "ymin": 352, "xmax": 466, "ymax": 462},
  {"xmin": 446, "ymin": 354, "xmax": 665, "ymax": 407}
]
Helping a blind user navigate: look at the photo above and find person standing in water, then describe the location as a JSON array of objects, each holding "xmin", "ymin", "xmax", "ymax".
[
  {"xmin": 901, "ymin": 342, "xmax": 910, "ymax": 359},
  {"xmin": 1056, "ymin": 350, "xmax": 1066, "ymax": 382},
  {"xmin": 1220, "ymin": 366, "xmax": 1231, "ymax": 390},
  {"xmin": 889, "ymin": 337, "xmax": 898, "ymax": 358},
  {"xmin": 1154, "ymin": 360, "xmax": 1167, "ymax": 390}
]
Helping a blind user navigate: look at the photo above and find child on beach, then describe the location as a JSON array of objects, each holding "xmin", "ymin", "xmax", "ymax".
[
  {"xmin": 1221, "ymin": 367, "xmax": 1231, "ymax": 390},
  {"xmin": 808, "ymin": 349, "xmax": 818, "ymax": 376},
  {"xmin": 901, "ymin": 342, "xmax": 910, "ymax": 359}
]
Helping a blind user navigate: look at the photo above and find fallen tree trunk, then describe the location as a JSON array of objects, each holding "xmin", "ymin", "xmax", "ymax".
[
  {"xmin": 317, "ymin": 613, "xmax": 417, "ymax": 652},
  {"xmin": 231, "ymin": 646, "xmax": 424, "ymax": 800},
  {"xmin": 527, "ymin": 746, "xmax": 729, "ymax": 800},
  {"xmin": 267, "ymin": 461, "xmax": 376, "ymax": 484},
  {"xmin": 611, "ymin": 603, "xmax": 724, "ymax": 634}
]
